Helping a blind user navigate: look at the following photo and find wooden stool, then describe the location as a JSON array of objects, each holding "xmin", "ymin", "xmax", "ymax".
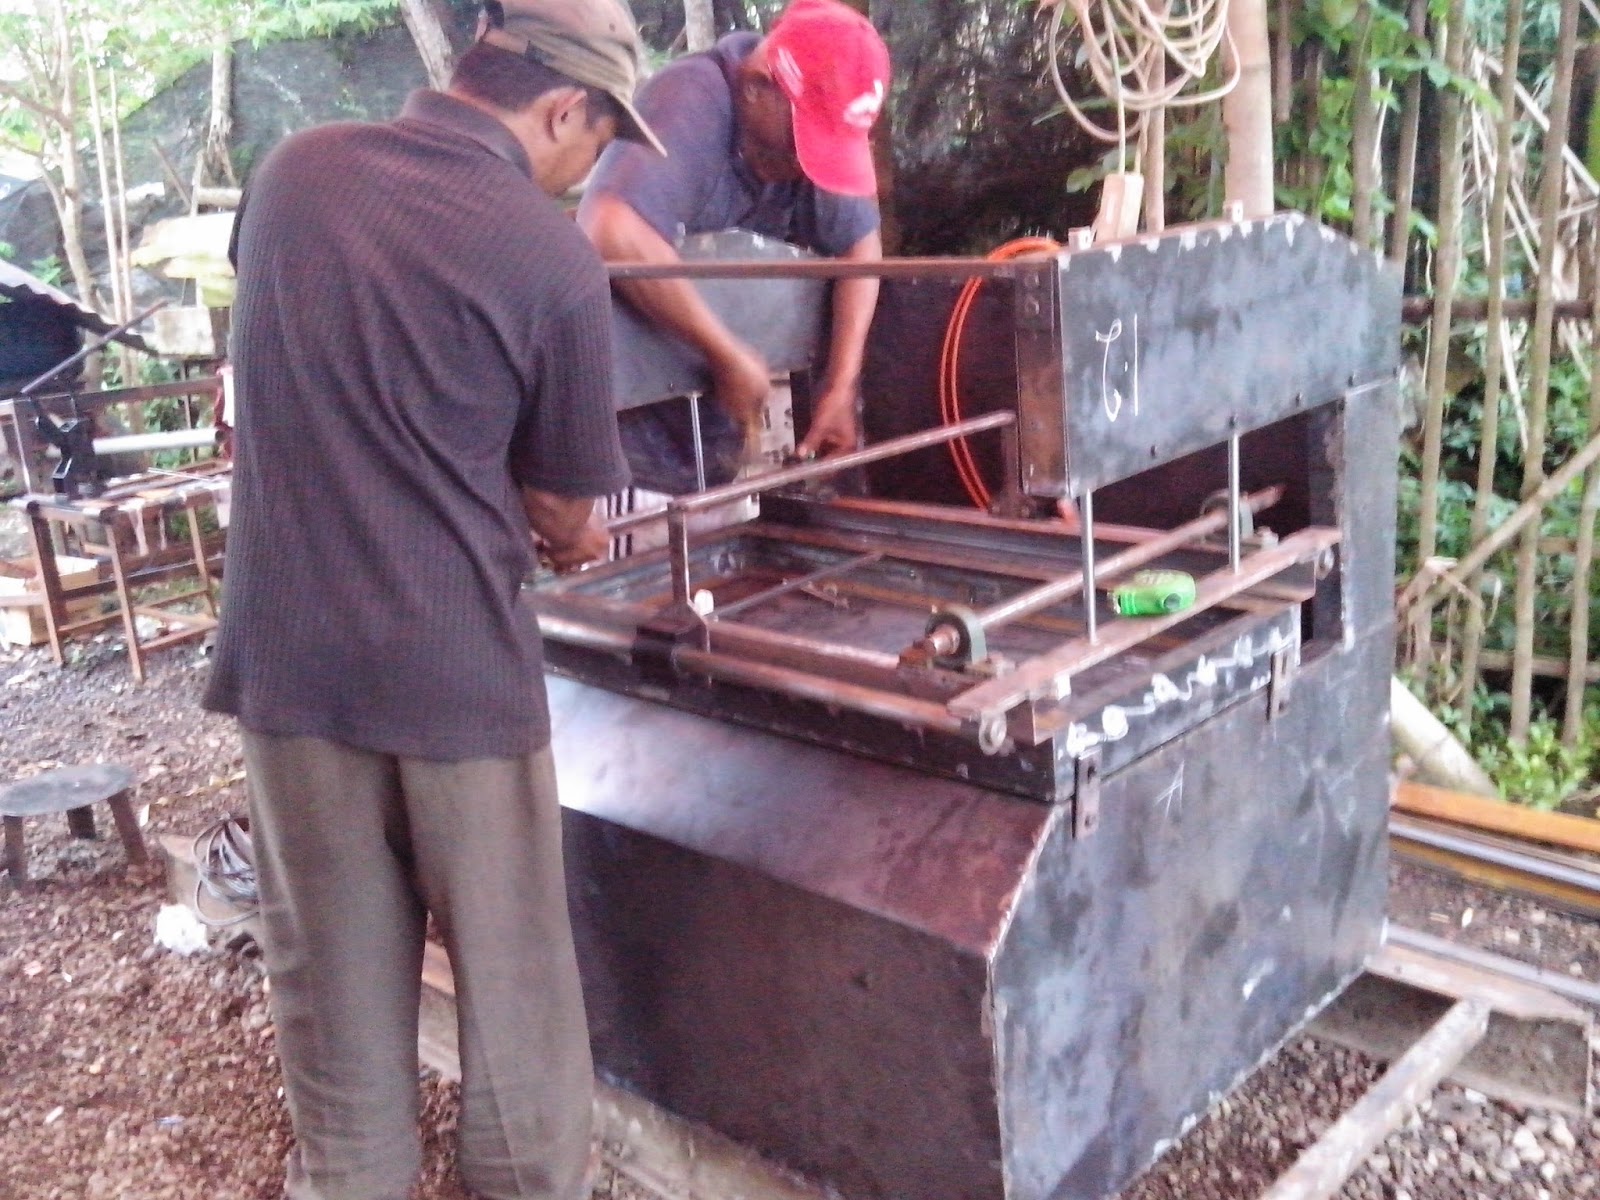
[{"xmin": 0, "ymin": 763, "xmax": 147, "ymax": 882}]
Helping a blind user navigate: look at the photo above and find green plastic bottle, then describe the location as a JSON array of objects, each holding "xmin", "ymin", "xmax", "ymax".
[{"xmin": 1110, "ymin": 569, "xmax": 1197, "ymax": 617}]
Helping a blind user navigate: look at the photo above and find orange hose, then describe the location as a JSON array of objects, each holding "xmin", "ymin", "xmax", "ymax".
[{"xmin": 939, "ymin": 237, "xmax": 1063, "ymax": 509}]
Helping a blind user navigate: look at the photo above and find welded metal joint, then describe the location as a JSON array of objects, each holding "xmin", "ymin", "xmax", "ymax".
[{"xmin": 1073, "ymin": 748, "xmax": 1102, "ymax": 837}]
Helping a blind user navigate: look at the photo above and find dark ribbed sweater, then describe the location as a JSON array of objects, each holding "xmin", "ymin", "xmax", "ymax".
[{"xmin": 203, "ymin": 91, "xmax": 629, "ymax": 760}]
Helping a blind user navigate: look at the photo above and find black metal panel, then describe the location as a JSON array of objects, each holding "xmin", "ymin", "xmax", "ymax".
[
  {"xmin": 609, "ymin": 230, "xmax": 828, "ymax": 411},
  {"xmin": 554, "ymin": 678, "xmax": 1049, "ymax": 1199},
  {"xmin": 1052, "ymin": 215, "xmax": 1401, "ymax": 495},
  {"xmin": 990, "ymin": 626, "xmax": 1393, "ymax": 1199}
]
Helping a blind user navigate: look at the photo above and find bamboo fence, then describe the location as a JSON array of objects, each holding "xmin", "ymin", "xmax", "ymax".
[{"xmin": 1388, "ymin": 0, "xmax": 1598, "ymax": 746}]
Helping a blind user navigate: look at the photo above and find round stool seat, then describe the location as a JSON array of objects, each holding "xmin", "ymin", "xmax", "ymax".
[{"xmin": 0, "ymin": 763, "xmax": 146, "ymax": 882}]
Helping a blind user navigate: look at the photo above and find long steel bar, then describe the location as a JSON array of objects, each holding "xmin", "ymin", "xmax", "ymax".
[
  {"xmin": 1228, "ymin": 433, "xmax": 1243, "ymax": 571},
  {"xmin": 947, "ymin": 527, "xmax": 1340, "ymax": 722},
  {"xmin": 1390, "ymin": 815, "xmax": 1600, "ymax": 922},
  {"xmin": 1260, "ymin": 999, "xmax": 1489, "ymax": 1200},
  {"xmin": 1080, "ymin": 490, "xmax": 1098, "ymax": 643},
  {"xmin": 688, "ymin": 393, "xmax": 707, "ymax": 493},
  {"xmin": 1386, "ymin": 922, "xmax": 1600, "ymax": 1009},
  {"xmin": 711, "ymin": 552, "xmax": 883, "ymax": 620},
  {"xmin": 606, "ymin": 257, "xmax": 1059, "ymax": 282},
  {"xmin": 673, "ymin": 412, "xmax": 1015, "ymax": 514},
  {"xmin": 920, "ymin": 486, "xmax": 1285, "ymax": 658}
]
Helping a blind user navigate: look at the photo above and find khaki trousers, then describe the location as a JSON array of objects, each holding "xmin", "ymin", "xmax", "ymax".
[{"xmin": 242, "ymin": 732, "xmax": 593, "ymax": 1200}]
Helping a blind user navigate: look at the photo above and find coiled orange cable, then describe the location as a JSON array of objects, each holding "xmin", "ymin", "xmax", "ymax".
[{"xmin": 938, "ymin": 237, "xmax": 1063, "ymax": 510}]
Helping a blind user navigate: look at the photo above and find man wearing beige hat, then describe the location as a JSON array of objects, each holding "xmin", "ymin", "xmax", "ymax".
[{"xmin": 204, "ymin": 2, "xmax": 659, "ymax": 1197}]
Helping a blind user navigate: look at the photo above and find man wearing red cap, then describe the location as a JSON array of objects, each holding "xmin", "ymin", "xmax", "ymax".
[{"xmin": 579, "ymin": 0, "xmax": 891, "ymax": 495}]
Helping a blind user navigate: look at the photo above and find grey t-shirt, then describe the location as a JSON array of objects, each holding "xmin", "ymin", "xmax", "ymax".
[
  {"xmin": 204, "ymin": 91, "xmax": 629, "ymax": 760},
  {"xmin": 585, "ymin": 32, "xmax": 879, "ymax": 255}
]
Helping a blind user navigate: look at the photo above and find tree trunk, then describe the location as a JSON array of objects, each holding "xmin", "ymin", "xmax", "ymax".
[
  {"xmin": 684, "ymin": 0, "xmax": 715, "ymax": 52},
  {"xmin": 46, "ymin": 0, "xmax": 98, "ymax": 309},
  {"xmin": 400, "ymin": 0, "xmax": 457, "ymax": 91},
  {"xmin": 1223, "ymin": 0, "xmax": 1275, "ymax": 216},
  {"xmin": 192, "ymin": 39, "xmax": 236, "ymax": 203}
]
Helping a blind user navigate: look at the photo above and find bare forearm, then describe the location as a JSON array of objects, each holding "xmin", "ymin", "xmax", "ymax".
[{"xmin": 817, "ymin": 231, "xmax": 882, "ymax": 399}]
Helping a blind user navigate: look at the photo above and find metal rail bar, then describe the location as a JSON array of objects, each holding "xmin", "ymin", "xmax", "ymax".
[
  {"xmin": 606, "ymin": 257, "xmax": 1059, "ymax": 282},
  {"xmin": 1386, "ymin": 922, "xmax": 1600, "ymax": 1009},
  {"xmin": 1390, "ymin": 816, "xmax": 1600, "ymax": 922},
  {"xmin": 673, "ymin": 412, "xmax": 1015, "ymax": 515}
]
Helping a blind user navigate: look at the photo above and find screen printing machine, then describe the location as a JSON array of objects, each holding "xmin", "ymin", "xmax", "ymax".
[{"xmin": 534, "ymin": 211, "xmax": 1401, "ymax": 1200}]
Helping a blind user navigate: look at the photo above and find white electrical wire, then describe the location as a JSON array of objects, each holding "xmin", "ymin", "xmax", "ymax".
[{"xmin": 1046, "ymin": 0, "xmax": 1240, "ymax": 167}]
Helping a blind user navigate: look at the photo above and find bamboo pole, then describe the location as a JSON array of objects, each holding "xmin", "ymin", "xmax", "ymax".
[
  {"xmin": 1458, "ymin": 0, "xmax": 1525, "ymax": 726},
  {"xmin": 110, "ymin": 68, "xmax": 137, "ymax": 395},
  {"xmin": 1427, "ymin": 417, "xmax": 1600, "ymax": 600},
  {"xmin": 1349, "ymin": 5, "xmax": 1378, "ymax": 249},
  {"xmin": 1563, "ymin": 313, "xmax": 1600, "ymax": 741},
  {"xmin": 1511, "ymin": 0, "xmax": 1582, "ymax": 740},
  {"xmin": 85, "ymin": 59, "xmax": 121, "ymax": 324},
  {"xmin": 1223, "ymin": 0, "xmax": 1275, "ymax": 216},
  {"xmin": 1416, "ymin": 0, "xmax": 1468, "ymax": 571},
  {"xmin": 1142, "ymin": 53, "xmax": 1166, "ymax": 233},
  {"xmin": 1272, "ymin": 0, "xmax": 1292, "ymax": 127},
  {"xmin": 1388, "ymin": 0, "xmax": 1428, "ymax": 264}
]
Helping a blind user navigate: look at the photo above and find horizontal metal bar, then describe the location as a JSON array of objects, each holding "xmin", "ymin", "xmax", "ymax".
[
  {"xmin": 93, "ymin": 427, "xmax": 220, "ymax": 455},
  {"xmin": 946, "ymin": 527, "xmax": 1340, "ymax": 722},
  {"xmin": 1390, "ymin": 814, "xmax": 1600, "ymax": 907},
  {"xmin": 536, "ymin": 611, "xmax": 973, "ymax": 741},
  {"xmin": 711, "ymin": 552, "xmax": 882, "ymax": 620},
  {"xmin": 606, "ymin": 256, "xmax": 1059, "ymax": 282},
  {"xmin": 673, "ymin": 412, "xmax": 1015, "ymax": 515},
  {"xmin": 1385, "ymin": 922, "xmax": 1600, "ymax": 1010}
]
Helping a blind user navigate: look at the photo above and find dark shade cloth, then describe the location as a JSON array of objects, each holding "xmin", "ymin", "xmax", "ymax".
[
  {"xmin": 204, "ymin": 90, "xmax": 630, "ymax": 760},
  {"xmin": 0, "ymin": 295, "xmax": 80, "ymax": 391},
  {"xmin": 586, "ymin": 33, "xmax": 879, "ymax": 493}
]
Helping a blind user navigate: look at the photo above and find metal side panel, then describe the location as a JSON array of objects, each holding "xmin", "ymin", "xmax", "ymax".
[
  {"xmin": 989, "ymin": 626, "xmax": 1393, "ymax": 1200},
  {"xmin": 1052, "ymin": 214, "xmax": 1402, "ymax": 496}
]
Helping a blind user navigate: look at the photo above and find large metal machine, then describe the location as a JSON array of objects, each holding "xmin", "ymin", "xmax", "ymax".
[{"xmin": 539, "ymin": 212, "xmax": 1402, "ymax": 1200}]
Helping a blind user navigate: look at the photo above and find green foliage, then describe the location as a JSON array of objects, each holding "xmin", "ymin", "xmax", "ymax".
[{"xmin": 1479, "ymin": 715, "xmax": 1594, "ymax": 809}]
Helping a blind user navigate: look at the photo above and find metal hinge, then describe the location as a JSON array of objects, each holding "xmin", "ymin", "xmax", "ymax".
[
  {"xmin": 1269, "ymin": 645, "xmax": 1297, "ymax": 720},
  {"xmin": 1073, "ymin": 748, "xmax": 1102, "ymax": 838}
]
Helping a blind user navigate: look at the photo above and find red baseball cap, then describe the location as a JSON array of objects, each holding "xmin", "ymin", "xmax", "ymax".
[{"xmin": 765, "ymin": 0, "xmax": 891, "ymax": 197}]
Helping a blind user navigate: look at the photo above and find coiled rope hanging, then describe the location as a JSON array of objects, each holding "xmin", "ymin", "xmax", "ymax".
[{"xmin": 1045, "ymin": 0, "xmax": 1240, "ymax": 168}]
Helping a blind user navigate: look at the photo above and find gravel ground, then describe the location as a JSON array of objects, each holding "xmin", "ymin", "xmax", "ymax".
[{"xmin": 1, "ymin": 637, "xmax": 1596, "ymax": 1199}]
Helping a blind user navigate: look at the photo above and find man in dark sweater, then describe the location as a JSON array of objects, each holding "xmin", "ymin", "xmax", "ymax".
[
  {"xmin": 203, "ymin": 2, "xmax": 658, "ymax": 1196},
  {"xmin": 578, "ymin": 0, "xmax": 890, "ymax": 494}
]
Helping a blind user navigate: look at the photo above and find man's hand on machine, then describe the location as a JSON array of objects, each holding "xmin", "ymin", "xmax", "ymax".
[
  {"xmin": 540, "ymin": 515, "xmax": 610, "ymax": 573},
  {"xmin": 796, "ymin": 386, "xmax": 860, "ymax": 460},
  {"xmin": 524, "ymin": 491, "xmax": 610, "ymax": 574},
  {"xmin": 710, "ymin": 340, "xmax": 771, "ymax": 431}
]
